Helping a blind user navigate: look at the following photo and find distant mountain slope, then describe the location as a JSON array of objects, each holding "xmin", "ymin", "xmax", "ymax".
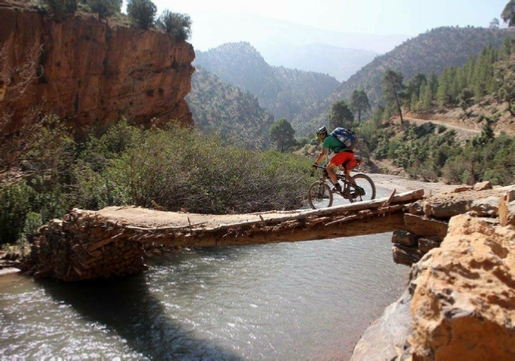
[
  {"xmin": 194, "ymin": 42, "xmax": 340, "ymax": 122},
  {"xmin": 187, "ymin": 66, "xmax": 274, "ymax": 150},
  {"xmin": 190, "ymin": 12, "xmax": 409, "ymax": 54},
  {"xmin": 262, "ymin": 43, "xmax": 378, "ymax": 81},
  {"xmin": 292, "ymin": 26, "xmax": 513, "ymax": 137}
]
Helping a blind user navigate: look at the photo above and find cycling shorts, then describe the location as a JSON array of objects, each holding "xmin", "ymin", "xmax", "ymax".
[{"xmin": 330, "ymin": 151, "xmax": 357, "ymax": 170}]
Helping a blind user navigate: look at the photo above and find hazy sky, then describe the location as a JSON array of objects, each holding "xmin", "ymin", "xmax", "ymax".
[{"xmin": 149, "ymin": 0, "xmax": 508, "ymax": 36}]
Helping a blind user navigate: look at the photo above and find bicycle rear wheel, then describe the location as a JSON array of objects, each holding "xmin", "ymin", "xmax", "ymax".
[
  {"xmin": 308, "ymin": 181, "xmax": 333, "ymax": 209},
  {"xmin": 348, "ymin": 174, "xmax": 376, "ymax": 203}
]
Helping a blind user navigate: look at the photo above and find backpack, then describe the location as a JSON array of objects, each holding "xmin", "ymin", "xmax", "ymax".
[{"xmin": 330, "ymin": 127, "xmax": 358, "ymax": 150}]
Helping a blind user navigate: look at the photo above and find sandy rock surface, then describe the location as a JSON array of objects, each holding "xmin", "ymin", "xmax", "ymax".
[{"xmin": 409, "ymin": 214, "xmax": 515, "ymax": 360}]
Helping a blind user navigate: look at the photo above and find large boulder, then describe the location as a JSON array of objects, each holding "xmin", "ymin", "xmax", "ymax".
[{"xmin": 408, "ymin": 214, "xmax": 515, "ymax": 360}]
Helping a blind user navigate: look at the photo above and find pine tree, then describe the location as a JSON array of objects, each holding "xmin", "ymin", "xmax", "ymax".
[
  {"xmin": 350, "ymin": 90, "xmax": 371, "ymax": 122},
  {"xmin": 270, "ymin": 119, "xmax": 296, "ymax": 152},
  {"xmin": 382, "ymin": 69, "xmax": 405, "ymax": 123},
  {"xmin": 329, "ymin": 100, "xmax": 354, "ymax": 129}
]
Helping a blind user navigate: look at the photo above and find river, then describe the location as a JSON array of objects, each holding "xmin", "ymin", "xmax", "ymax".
[{"xmin": 0, "ymin": 187, "xmax": 408, "ymax": 360}]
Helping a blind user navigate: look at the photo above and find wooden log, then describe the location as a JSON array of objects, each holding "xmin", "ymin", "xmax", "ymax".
[
  {"xmin": 120, "ymin": 190, "xmax": 424, "ymax": 233},
  {"xmin": 146, "ymin": 213, "xmax": 408, "ymax": 247},
  {"xmin": 382, "ymin": 189, "xmax": 397, "ymax": 207}
]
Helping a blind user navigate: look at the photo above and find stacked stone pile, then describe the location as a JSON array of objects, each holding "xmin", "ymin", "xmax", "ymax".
[{"xmin": 30, "ymin": 210, "xmax": 146, "ymax": 282}]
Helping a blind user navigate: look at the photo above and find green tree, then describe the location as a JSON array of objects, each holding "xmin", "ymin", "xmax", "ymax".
[
  {"xmin": 127, "ymin": 0, "xmax": 157, "ymax": 29},
  {"xmin": 495, "ymin": 53, "xmax": 515, "ymax": 115},
  {"xmin": 87, "ymin": 0, "xmax": 121, "ymax": 19},
  {"xmin": 157, "ymin": 11, "xmax": 192, "ymax": 41},
  {"xmin": 502, "ymin": 0, "xmax": 515, "ymax": 26},
  {"xmin": 406, "ymin": 73, "xmax": 427, "ymax": 111},
  {"xmin": 270, "ymin": 119, "xmax": 296, "ymax": 152},
  {"xmin": 382, "ymin": 69, "xmax": 405, "ymax": 123},
  {"xmin": 350, "ymin": 90, "xmax": 371, "ymax": 122},
  {"xmin": 436, "ymin": 67, "xmax": 460, "ymax": 108},
  {"xmin": 458, "ymin": 88, "xmax": 474, "ymax": 111},
  {"xmin": 329, "ymin": 100, "xmax": 354, "ymax": 129}
]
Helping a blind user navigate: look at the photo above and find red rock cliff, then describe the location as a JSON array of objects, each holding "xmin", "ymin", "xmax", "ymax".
[{"xmin": 0, "ymin": 2, "xmax": 195, "ymax": 136}]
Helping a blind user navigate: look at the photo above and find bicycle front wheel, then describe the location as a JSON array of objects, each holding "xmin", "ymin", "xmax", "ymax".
[
  {"xmin": 349, "ymin": 174, "xmax": 376, "ymax": 203},
  {"xmin": 308, "ymin": 181, "xmax": 333, "ymax": 209}
]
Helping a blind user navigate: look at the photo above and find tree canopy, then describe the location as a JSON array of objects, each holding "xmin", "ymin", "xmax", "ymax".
[
  {"xmin": 382, "ymin": 69, "xmax": 405, "ymax": 123},
  {"xmin": 270, "ymin": 119, "xmax": 296, "ymax": 152},
  {"xmin": 350, "ymin": 90, "xmax": 371, "ymax": 122},
  {"xmin": 502, "ymin": 0, "xmax": 515, "ymax": 26},
  {"xmin": 127, "ymin": 0, "xmax": 157, "ymax": 29},
  {"xmin": 329, "ymin": 100, "xmax": 354, "ymax": 129},
  {"xmin": 157, "ymin": 11, "xmax": 192, "ymax": 41}
]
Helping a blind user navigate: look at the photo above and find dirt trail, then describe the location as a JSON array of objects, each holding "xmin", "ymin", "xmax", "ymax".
[{"xmin": 370, "ymin": 173, "xmax": 463, "ymax": 195}]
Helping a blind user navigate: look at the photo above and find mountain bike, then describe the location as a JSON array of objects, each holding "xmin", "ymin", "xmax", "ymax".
[{"xmin": 308, "ymin": 165, "xmax": 376, "ymax": 209}]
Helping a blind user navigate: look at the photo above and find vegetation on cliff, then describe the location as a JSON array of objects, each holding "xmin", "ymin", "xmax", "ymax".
[{"xmin": 32, "ymin": 0, "xmax": 192, "ymax": 39}]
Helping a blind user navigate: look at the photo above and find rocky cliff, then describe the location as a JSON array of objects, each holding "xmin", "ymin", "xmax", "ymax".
[
  {"xmin": 0, "ymin": 2, "xmax": 195, "ymax": 137},
  {"xmin": 352, "ymin": 185, "xmax": 515, "ymax": 360}
]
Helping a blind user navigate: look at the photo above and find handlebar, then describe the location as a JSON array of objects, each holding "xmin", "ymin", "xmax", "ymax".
[{"xmin": 310, "ymin": 164, "xmax": 328, "ymax": 177}]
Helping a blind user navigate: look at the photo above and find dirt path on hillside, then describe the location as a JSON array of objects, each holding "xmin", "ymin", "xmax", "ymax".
[
  {"xmin": 391, "ymin": 114, "xmax": 481, "ymax": 142},
  {"xmin": 404, "ymin": 116, "xmax": 480, "ymax": 139}
]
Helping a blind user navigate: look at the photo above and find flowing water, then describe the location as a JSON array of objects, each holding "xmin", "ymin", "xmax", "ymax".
[{"xmin": 0, "ymin": 187, "xmax": 408, "ymax": 360}]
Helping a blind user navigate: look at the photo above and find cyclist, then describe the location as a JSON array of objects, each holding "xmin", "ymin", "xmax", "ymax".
[{"xmin": 312, "ymin": 126, "xmax": 362, "ymax": 193}]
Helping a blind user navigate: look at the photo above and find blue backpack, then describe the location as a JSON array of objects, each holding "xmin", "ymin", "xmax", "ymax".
[{"xmin": 330, "ymin": 127, "xmax": 358, "ymax": 150}]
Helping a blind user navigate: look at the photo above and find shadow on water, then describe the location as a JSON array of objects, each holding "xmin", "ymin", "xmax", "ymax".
[{"xmin": 37, "ymin": 272, "xmax": 244, "ymax": 361}]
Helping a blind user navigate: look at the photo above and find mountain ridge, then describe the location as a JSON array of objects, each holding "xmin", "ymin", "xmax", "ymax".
[
  {"xmin": 194, "ymin": 42, "xmax": 340, "ymax": 122},
  {"xmin": 292, "ymin": 26, "xmax": 513, "ymax": 136}
]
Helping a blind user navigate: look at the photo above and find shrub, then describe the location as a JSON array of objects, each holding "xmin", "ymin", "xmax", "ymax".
[
  {"xmin": 87, "ymin": 0, "xmax": 121, "ymax": 19},
  {"xmin": 0, "ymin": 181, "xmax": 35, "ymax": 245},
  {"xmin": 157, "ymin": 10, "xmax": 192, "ymax": 41},
  {"xmin": 127, "ymin": 0, "xmax": 157, "ymax": 29},
  {"xmin": 84, "ymin": 124, "xmax": 312, "ymax": 213},
  {"xmin": 41, "ymin": 0, "xmax": 77, "ymax": 21}
]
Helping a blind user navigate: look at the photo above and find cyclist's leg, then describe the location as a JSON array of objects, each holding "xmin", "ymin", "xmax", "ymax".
[
  {"xmin": 339, "ymin": 152, "xmax": 357, "ymax": 184},
  {"xmin": 327, "ymin": 153, "xmax": 347, "ymax": 191}
]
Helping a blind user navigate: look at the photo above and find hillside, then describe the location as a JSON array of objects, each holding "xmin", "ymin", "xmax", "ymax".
[
  {"xmin": 187, "ymin": 67, "xmax": 274, "ymax": 149},
  {"xmin": 293, "ymin": 26, "xmax": 513, "ymax": 137},
  {"xmin": 262, "ymin": 43, "xmax": 378, "ymax": 81},
  {"xmin": 194, "ymin": 42, "xmax": 340, "ymax": 123}
]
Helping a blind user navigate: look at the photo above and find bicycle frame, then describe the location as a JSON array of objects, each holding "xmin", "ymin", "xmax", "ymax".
[{"xmin": 308, "ymin": 165, "xmax": 376, "ymax": 209}]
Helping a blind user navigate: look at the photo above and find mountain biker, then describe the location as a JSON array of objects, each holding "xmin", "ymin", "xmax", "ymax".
[{"xmin": 312, "ymin": 126, "xmax": 362, "ymax": 193}]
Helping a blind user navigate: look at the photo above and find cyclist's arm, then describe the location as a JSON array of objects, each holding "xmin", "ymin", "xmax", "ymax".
[{"xmin": 314, "ymin": 148, "xmax": 327, "ymax": 165}]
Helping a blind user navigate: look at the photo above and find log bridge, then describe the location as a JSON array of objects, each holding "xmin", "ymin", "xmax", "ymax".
[{"xmin": 30, "ymin": 185, "xmax": 510, "ymax": 282}]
